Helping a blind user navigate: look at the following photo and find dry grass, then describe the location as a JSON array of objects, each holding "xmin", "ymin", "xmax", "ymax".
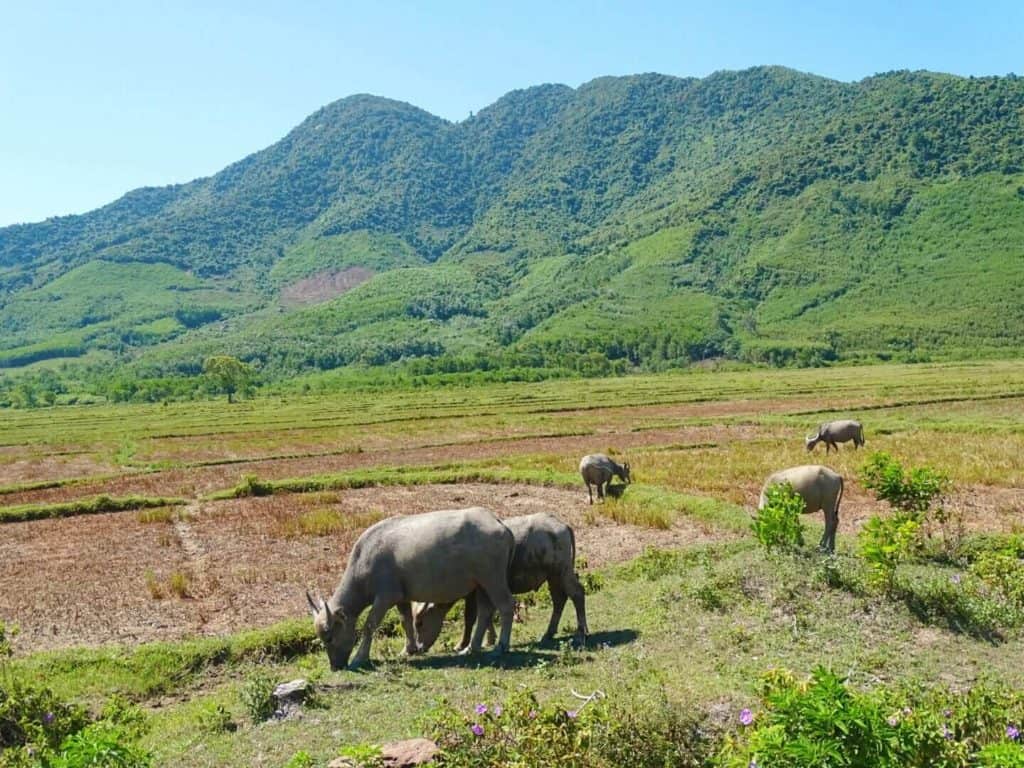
[
  {"xmin": 167, "ymin": 571, "xmax": 191, "ymax": 598},
  {"xmin": 144, "ymin": 569, "xmax": 164, "ymax": 600},
  {"xmin": 136, "ymin": 506, "xmax": 176, "ymax": 524},
  {"xmin": 272, "ymin": 504, "xmax": 385, "ymax": 539}
]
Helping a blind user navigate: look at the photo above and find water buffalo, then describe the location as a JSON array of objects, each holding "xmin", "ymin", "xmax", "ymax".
[
  {"xmin": 806, "ymin": 420, "xmax": 865, "ymax": 453},
  {"xmin": 759, "ymin": 465, "xmax": 844, "ymax": 553},
  {"xmin": 579, "ymin": 453, "xmax": 630, "ymax": 504},
  {"xmin": 413, "ymin": 513, "xmax": 588, "ymax": 650},
  {"xmin": 306, "ymin": 506, "xmax": 516, "ymax": 670}
]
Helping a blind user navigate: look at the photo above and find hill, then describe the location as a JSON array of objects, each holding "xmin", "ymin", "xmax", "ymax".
[{"xmin": 2, "ymin": 67, "xmax": 1023, "ymax": 402}]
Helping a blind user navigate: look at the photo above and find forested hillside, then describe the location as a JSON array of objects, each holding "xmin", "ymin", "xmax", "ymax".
[{"xmin": 2, "ymin": 66, "xmax": 1023, "ymax": 402}]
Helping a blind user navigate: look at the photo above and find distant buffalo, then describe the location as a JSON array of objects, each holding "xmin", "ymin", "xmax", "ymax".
[
  {"xmin": 806, "ymin": 420, "xmax": 865, "ymax": 453},
  {"xmin": 579, "ymin": 453, "xmax": 630, "ymax": 504}
]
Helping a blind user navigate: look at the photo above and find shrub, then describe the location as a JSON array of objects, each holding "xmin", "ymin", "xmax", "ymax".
[
  {"xmin": 53, "ymin": 722, "xmax": 151, "ymax": 768},
  {"xmin": 752, "ymin": 483, "xmax": 806, "ymax": 554},
  {"xmin": 282, "ymin": 750, "xmax": 316, "ymax": 768},
  {"xmin": 239, "ymin": 670, "xmax": 277, "ymax": 723},
  {"xmin": 195, "ymin": 701, "xmax": 236, "ymax": 734},
  {"xmin": 860, "ymin": 452, "xmax": 949, "ymax": 525},
  {"xmin": 970, "ymin": 551, "xmax": 1024, "ymax": 605},
  {"xmin": 859, "ymin": 514, "xmax": 921, "ymax": 591},
  {"xmin": 427, "ymin": 688, "xmax": 708, "ymax": 768},
  {"xmin": 715, "ymin": 667, "xmax": 1024, "ymax": 768}
]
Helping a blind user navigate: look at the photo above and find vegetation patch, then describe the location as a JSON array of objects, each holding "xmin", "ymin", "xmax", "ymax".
[{"xmin": 0, "ymin": 495, "xmax": 187, "ymax": 524}]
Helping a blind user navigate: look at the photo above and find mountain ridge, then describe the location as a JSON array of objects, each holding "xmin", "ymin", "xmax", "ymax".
[{"xmin": 1, "ymin": 66, "xmax": 1023, "ymax": 402}]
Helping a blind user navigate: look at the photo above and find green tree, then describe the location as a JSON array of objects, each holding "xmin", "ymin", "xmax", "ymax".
[{"xmin": 202, "ymin": 356, "xmax": 252, "ymax": 403}]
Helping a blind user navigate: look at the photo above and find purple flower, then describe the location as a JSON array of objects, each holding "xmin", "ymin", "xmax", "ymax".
[
  {"xmin": 528, "ymin": 710, "xmax": 538, "ymax": 720},
  {"xmin": 1008, "ymin": 725, "xmax": 1020, "ymax": 741},
  {"xmin": 474, "ymin": 703, "xmax": 487, "ymax": 716},
  {"xmin": 748, "ymin": 761, "xmax": 758, "ymax": 768},
  {"xmin": 493, "ymin": 704, "xmax": 503, "ymax": 717},
  {"xmin": 943, "ymin": 709, "xmax": 952, "ymax": 718},
  {"xmin": 942, "ymin": 724, "xmax": 953, "ymax": 740},
  {"xmin": 566, "ymin": 710, "xmax": 578, "ymax": 719},
  {"xmin": 42, "ymin": 712, "xmax": 55, "ymax": 725},
  {"xmin": 902, "ymin": 706, "xmax": 913, "ymax": 716},
  {"xmin": 950, "ymin": 573, "xmax": 962, "ymax": 585},
  {"xmin": 470, "ymin": 723, "xmax": 484, "ymax": 737},
  {"xmin": 887, "ymin": 715, "xmax": 899, "ymax": 727},
  {"xmin": 739, "ymin": 708, "xmax": 754, "ymax": 726}
]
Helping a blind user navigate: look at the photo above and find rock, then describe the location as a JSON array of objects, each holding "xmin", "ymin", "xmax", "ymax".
[
  {"xmin": 273, "ymin": 679, "xmax": 309, "ymax": 703},
  {"xmin": 380, "ymin": 738, "xmax": 440, "ymax": 766},
  {"xmin": 328, "ymin": 738, "xmax": 439, "ymax": 767}
]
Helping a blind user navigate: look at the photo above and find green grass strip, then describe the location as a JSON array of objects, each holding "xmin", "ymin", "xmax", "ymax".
[
  {"xmin": 0, "ymin": 494, "xmax": 187, "ymax": 523},
  {"xmin": 8, "ymin": 619, "xmax": 317, "ymax": 703}
]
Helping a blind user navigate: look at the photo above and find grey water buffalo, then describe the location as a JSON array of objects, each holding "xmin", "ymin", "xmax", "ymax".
[
  {"xmin": 413, "ymin": 513, "xmax": 588, "ymax": 651},
  {"xmin": 758, "ymin": 465, "xmax": 844, "ymax": 553},
  {"xmin": 579, "ymin": 453, "xmax": 631, "ymax": 504},
  {"xmin": 805, "ymin": 419, "xmax": 865, "ymax": 453},
  {"xmin": 306, "ymin": 507, "xmax": 516, "ymax": 670}
]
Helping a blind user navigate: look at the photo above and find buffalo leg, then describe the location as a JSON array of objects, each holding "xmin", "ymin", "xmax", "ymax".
[
  {"xmin": 351, "ymin": 597, "xmax": 390, "ymax": 667},
  {"xmin": 396, "ymin": 602, "xmax": 422, "ymax": 656}
]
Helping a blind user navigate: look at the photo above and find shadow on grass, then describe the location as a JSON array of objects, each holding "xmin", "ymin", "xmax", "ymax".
[
  {"xmin": 403, "ymin": 628, "xmax": 640, "ymax": 671},
  {"xmin": 604, "ymin": 483, "xmax": 628, "ymax": 500}
]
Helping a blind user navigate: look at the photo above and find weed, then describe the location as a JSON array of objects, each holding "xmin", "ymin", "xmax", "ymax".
[
  {"xmin": 233, "ymin": 474, "xmax": 274, "ymax": 497},
  {"xmin": 239, "ymin": 669, "xmax": 277, "ymax": 723},
  {"xmin": 167, "ymin": 571, "xmax": 191, "ymax": 599},
  {"xmin": 143, "ymin": 571, "xmax": 163, "ymax": 600},
  {"xmin": 859, "ymin": 515, "xmax": 921, "ymax": 592},
  {"xmin": 195, "ymin": 702, "xmax": 236, "ymax": 734},
  {"xmin": 136, "ymin": 507, "xmax": 174, "ymax": 524}
]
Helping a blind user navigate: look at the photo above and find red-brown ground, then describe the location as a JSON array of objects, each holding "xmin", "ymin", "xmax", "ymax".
[{"xmin": 0, "ymin": 483, "xmax": 727, "ymax": 653}]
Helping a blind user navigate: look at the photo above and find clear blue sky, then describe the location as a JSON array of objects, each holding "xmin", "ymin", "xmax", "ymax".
[{"xmin": 2, "ymin": 0, "xmax": 1021, "ymax": 227}]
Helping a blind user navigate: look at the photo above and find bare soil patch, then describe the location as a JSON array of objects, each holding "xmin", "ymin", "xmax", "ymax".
[
  {"xmin": 0, "ymin": 453, "xmax": 113, "ymax": 487},
  {"xmin": 280, "ymin": 267, "xmax": 374, "ymax": 305},
  {"xmin": 0, "ymin": 483, "xmax": 727, "ymax": 653}
]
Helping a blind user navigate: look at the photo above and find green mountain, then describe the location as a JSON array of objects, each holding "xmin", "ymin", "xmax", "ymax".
[{"xmin": 2, "ymin": 67, "xmax": 1024, "ymax": 400}]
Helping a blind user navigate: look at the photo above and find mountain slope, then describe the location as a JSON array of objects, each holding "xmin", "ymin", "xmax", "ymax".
[{"xmin": 2, "ymin": 67, "xmax": 1023, "ymax": 399}]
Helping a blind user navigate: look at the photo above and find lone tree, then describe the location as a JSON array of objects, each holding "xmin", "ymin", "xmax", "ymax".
[{"xmin": 202, "ymin": 355, "xmax": 253, "ymax": 403}]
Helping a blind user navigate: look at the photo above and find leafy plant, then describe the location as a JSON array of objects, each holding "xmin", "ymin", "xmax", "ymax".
[
  {"xmin": 861, "ymin": 452, "xmax": 949, "ymax": 520},
  {"xmin": 752, "ymin": 483, "xmax": 806, "ymax": 554},
  {"xmin": 239, "ymin": 670, "xmax": 277, "ymax": 723},
  {"xmin": 858, "ymin": 514, "xmax": 921, "ymax": 592},
  {"xmin": 53, "ymin": 723, "xmax": 151, "ymax": 768}
]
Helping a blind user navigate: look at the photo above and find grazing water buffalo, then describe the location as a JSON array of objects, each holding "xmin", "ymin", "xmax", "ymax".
[
  {"xmin": 759, "ymin": 465, "xmax": 844, "ymax": 553},
  {"xmin": 306, "ymin": 507, "xmax": 516, "ymax": 670},
  {"xmin": 579, "ymin": 453, "xmax": 630, "ymax": 504},
  {"xmin": 806, "ymin": 420, "xmax": 865, "ymax": 453},
  {"xmin": 413, "ymin": 513, "xmax": 588, "ymax": 650}
]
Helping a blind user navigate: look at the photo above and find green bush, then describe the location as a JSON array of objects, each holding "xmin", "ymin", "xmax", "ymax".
[
  {"xmin": 427, "ymin": 688, "xmax": 712, "ymax": 768},
  {"xmin": 195, "ymin": 701, "xmax": 236, "ymax": 734},
  {"xmin": 239, "ymin": 670, "xmax": 277, "ymax": 723},
  {"xmin": 53, "ymin": 723, "xmax": 151, "ymax": 768},
  {"xmin": 861, "ymin": 452, "xmax": 949, "ymax": 519},
  {"xmin": 859, "ymin": 514, "xmax": 921, "ymax": 591},
  {"xmin": 752, "ymin": 483, "xmax": 806, "ymax": 554},
  {"xmin": 715, "ymin": 667, "xmax": 1024, "ymax": 768}
]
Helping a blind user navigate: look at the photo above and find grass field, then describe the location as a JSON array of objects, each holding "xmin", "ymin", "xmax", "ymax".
[{"xmin": 2, "ymin": 360, "xmax": 1024, "ymax": 766}]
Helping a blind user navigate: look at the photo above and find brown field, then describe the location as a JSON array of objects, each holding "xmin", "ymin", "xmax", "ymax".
[
  {"xmin": 3, "ymin": 367, "xmax": 1023, "ymax": 656},
  {"xmin": 0, "ymin": 483, "xmax": 725, "ymax": 652}
]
